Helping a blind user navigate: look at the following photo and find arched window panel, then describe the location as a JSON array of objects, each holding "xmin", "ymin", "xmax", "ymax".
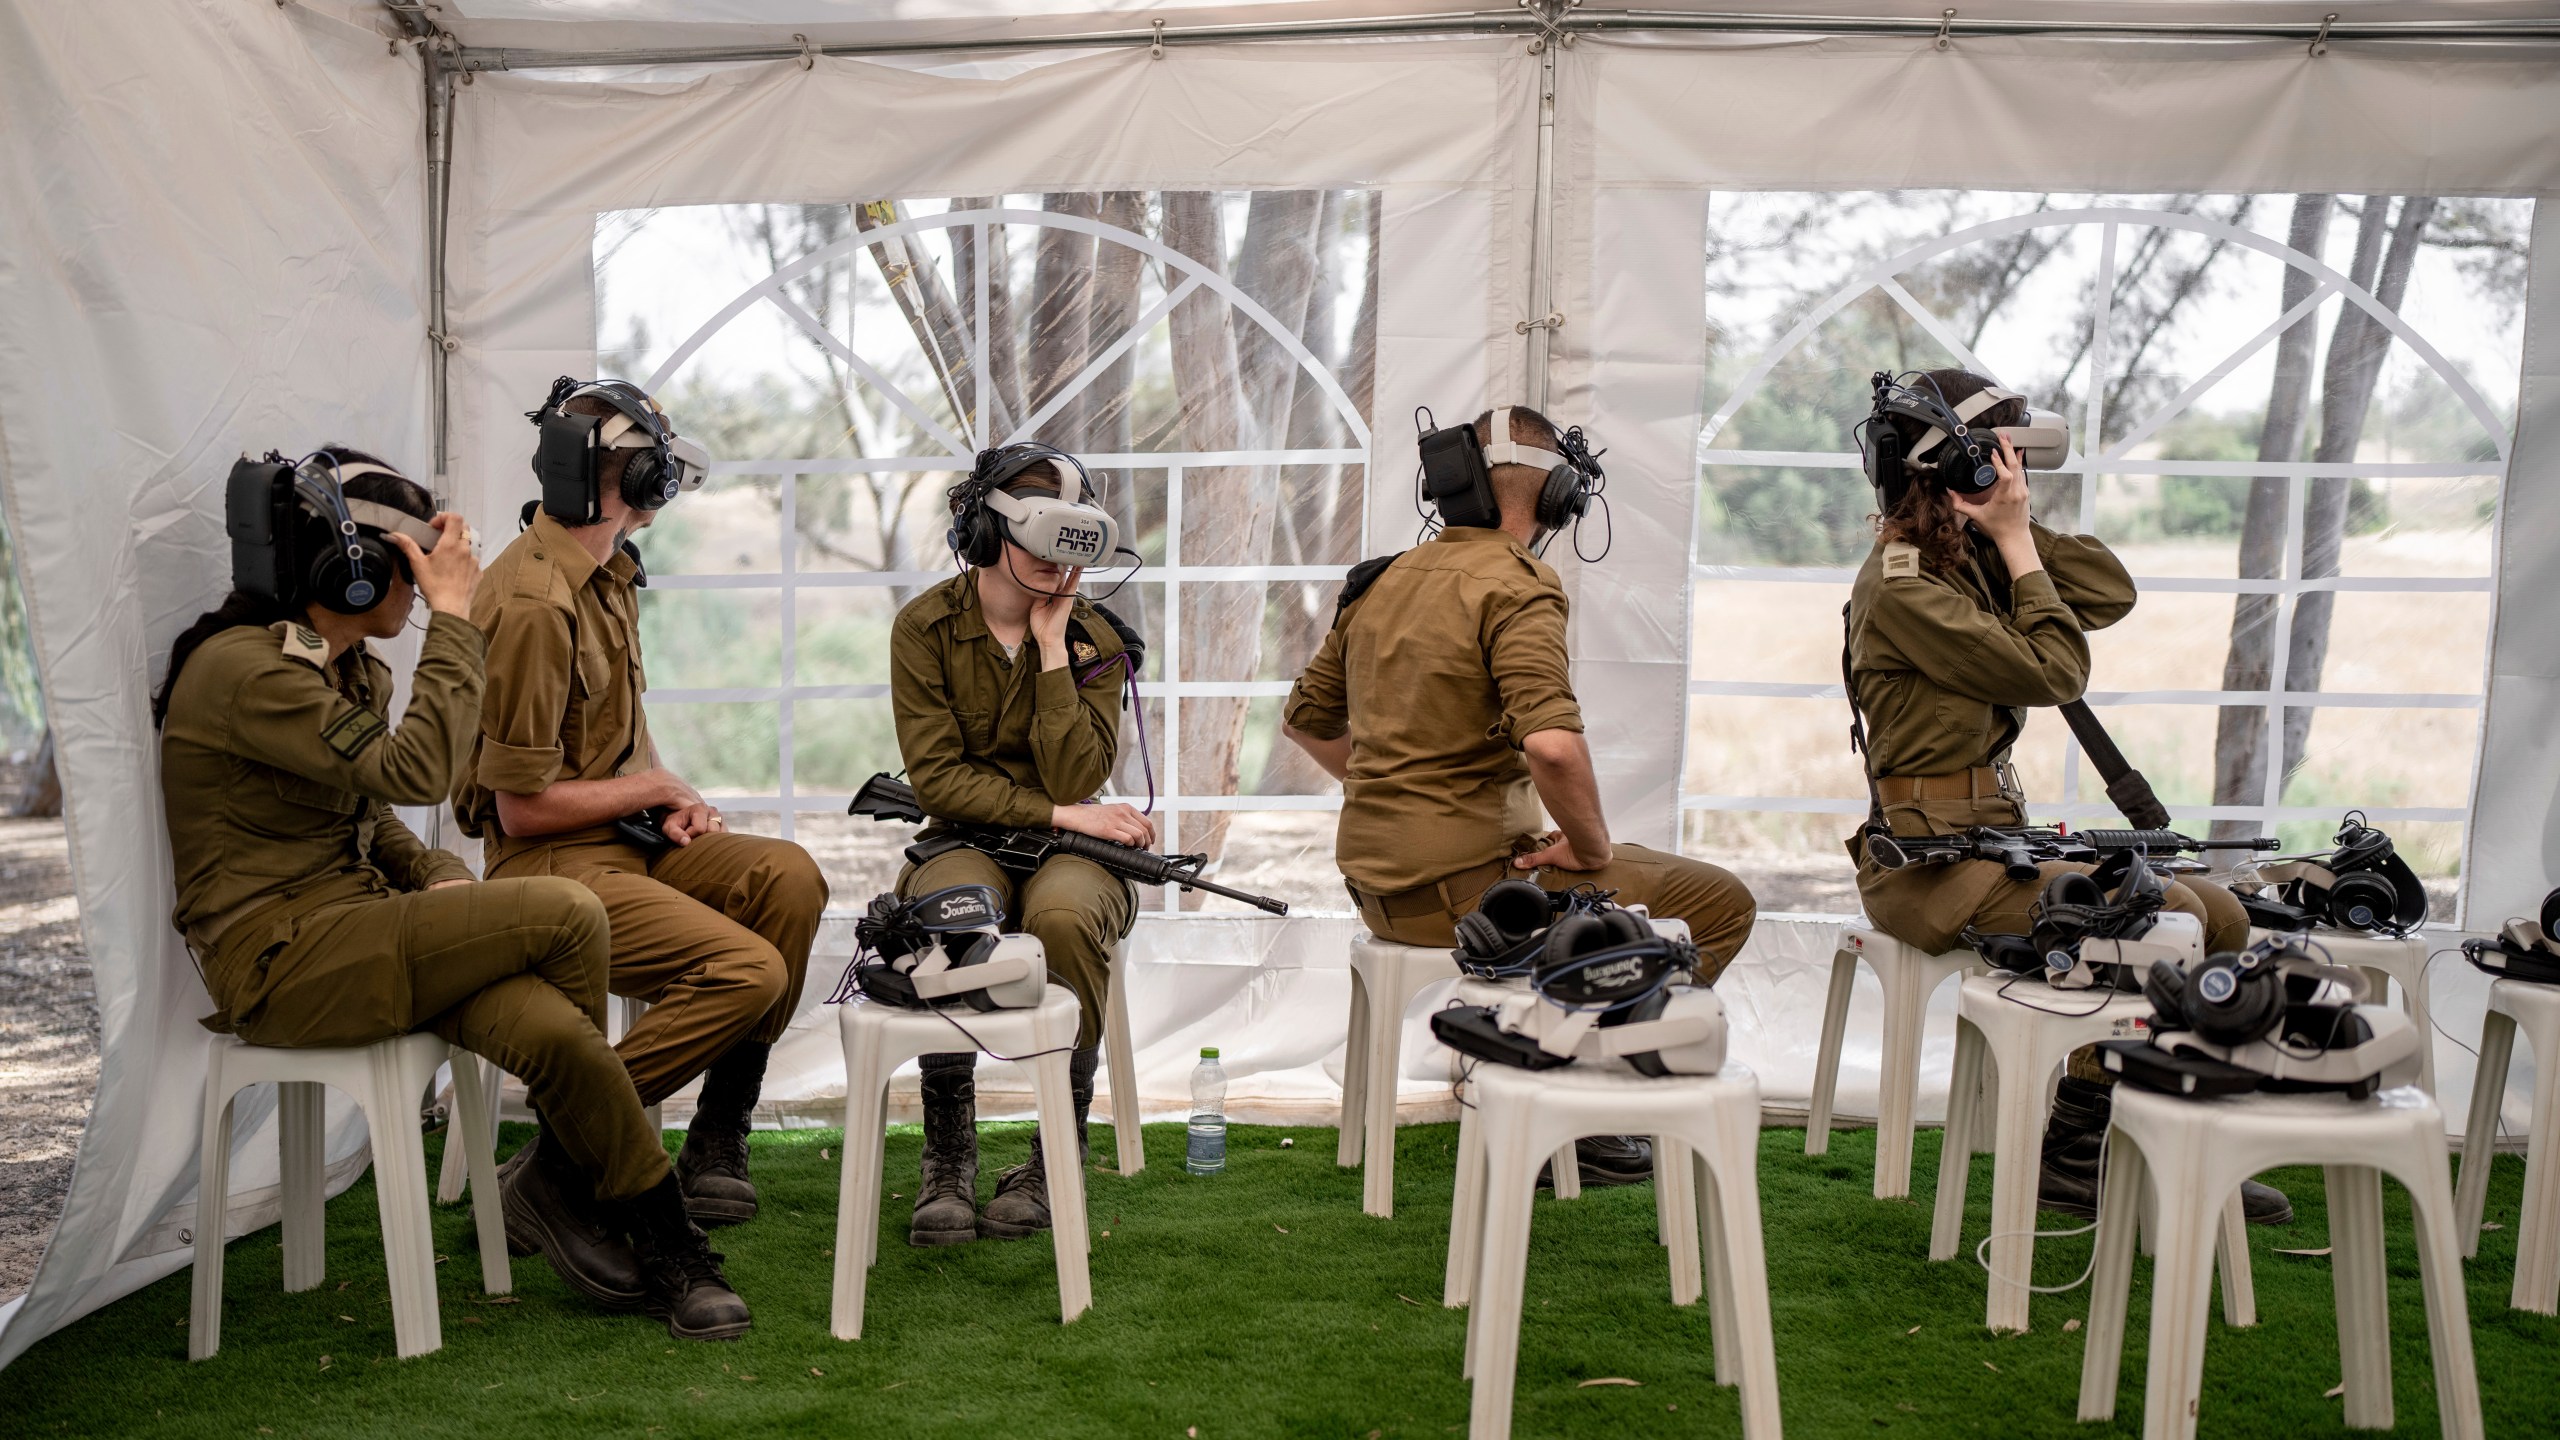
[
  {"xmin": 592, "ymin": 192, "xmax": 1379, "ymax": 915},
  {"xmin": 1686, "ymin": 190, "xmax": 2532, "ymax": 923}
]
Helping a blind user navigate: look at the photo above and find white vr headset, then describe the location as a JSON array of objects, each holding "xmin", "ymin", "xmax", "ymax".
[
  {"xmin": 1911, "ymin": 386, "xmax": 2072, "ymax": 472},
  {"xmin": 971, "ymin": 445, "xmax": 1123, "ymax": 568},
  {"xmin": 1480, "ymin": 984, "xmax": 1730, "ymax": 1077},
  {"xmin": 838, "ymin": 884, "xmax": 1050, "ymax": 1012}
]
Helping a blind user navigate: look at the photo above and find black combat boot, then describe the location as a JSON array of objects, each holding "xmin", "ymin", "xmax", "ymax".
[
  {"xmin": 910, "ymin": 1052, "xmax": 980, "ymax": 1247},
  {"xmin": 499, "ymin": 1127, "xmax": 644, "ymax": 1310},
  {"xmin": 1538, "ymin": 1135, "xmax": 1658, "ymax": 1189},
  {"xmin": 2240, "ymin": 1177, "xmax": 2295, "ymax": 1226},
  {"xmin": 978, "ymin": 1046, "xmax": 1099, "ymax": 1239},
  {"xmin": 676, "ymin": 1039, "xmax": 767, "ymax": 1227},
  {"xmin": 2038, "ymin": 1076, "xmax": 2111, "ymax": 1218},
  {"xmin": 613, "ymin": 1174, "xmax": 752, "ymax": 1342}
]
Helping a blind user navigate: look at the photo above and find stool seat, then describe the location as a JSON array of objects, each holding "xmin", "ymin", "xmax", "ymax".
[
  {"xmin": 192, "ymin": 1032, "xmax": 509, "ymax": 1361},
  {"xmin": 2080, "ymin": 1085, "xmax": 2482, "ymax": 1440},
  {"xmin": 1931, "ymin": 974, "xmax": 2254, "ymax": 1334},
  {"xmin": 2456, "ymin": 975, "xmax": 2560, "ymax": 1312},
  {"xmin": 1807, "ymin": 925, "xmax": 1976, "ymax": 1199},
  {"xmin": 1450, "ymin": 1061, "xmax": 1780, "ymax": 1440},
  {"xmin": 831, "ymin": 987, "xmax": 1090, "ymax": 1340},
  {"xmin": 2258, "ymin": 928, "xmax": 2437, "ymax": 1094}
]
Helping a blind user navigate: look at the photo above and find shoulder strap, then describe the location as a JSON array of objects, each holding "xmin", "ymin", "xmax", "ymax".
[
  {"xmin": 1842, "ymin": 602, "xmax": 1886, "ymax": 834},
  {"xmin": 1334, "ymin": 552, "xmax": 1404, "ymax": 623},
  {"xmin": 2058, "ymin": 699, "xmax": 2172, "ymax": 829}
]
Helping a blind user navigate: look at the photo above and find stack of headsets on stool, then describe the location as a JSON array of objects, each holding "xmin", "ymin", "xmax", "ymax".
[
  {"xmin": 2461, "ymin": 884, "xmax": 2560, "ymax": 985},
  {"xmin": 2097, "ymin": 934, "xmax": 2423, "ymax": 1100},
  {"xmin": 2230, "ymin": 811, "xmax": 2429, "ymax": 936},
  {"xmin": 1431, "ymin": 887, "xmax": 1727, "ymax": 1077},
  {"xmin": 1967, "ymin": 849, "xmax": 2203, "ymax": 992},
  {"xmin": 1449, "ymin": 877, "xmax": 1614, "ymax": 980},
  {"xmin": 828, "ymin": 884, "xmax": 1048, "ymax": 1011}
]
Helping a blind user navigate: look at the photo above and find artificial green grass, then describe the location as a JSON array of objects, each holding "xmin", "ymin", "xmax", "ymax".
[{"xmin": 2, "ymin": 1121, "xmax": 2553, "ymax": 1438}]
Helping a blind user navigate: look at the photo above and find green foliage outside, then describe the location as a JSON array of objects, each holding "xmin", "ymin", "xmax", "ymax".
[{"xmin": 5, "ymin": 1123, "xmax": 2550, "ymax": 1438}]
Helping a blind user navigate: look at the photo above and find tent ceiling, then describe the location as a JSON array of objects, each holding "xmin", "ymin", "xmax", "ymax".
[{"xmin": 431, "ymin": 0, "xmax": 2560, "ymax": 62}]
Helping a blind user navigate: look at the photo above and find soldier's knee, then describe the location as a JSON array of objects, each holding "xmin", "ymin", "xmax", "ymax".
[
  {"xmin": 763, "ymin": 843, "xmax": 829, "ymax": 917},
  {"xmin": 522, "ymin": 878, "xmax": 610, "ymax": 958},
  {"xmin": 733, "ymin": 938, "xmax": 793, "ymax": 1012}
]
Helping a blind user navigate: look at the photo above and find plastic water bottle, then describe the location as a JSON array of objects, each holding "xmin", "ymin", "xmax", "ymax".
[{"xmin": 1185, "ymin": 1047, "xmax": 1228, "ymax": 1175}]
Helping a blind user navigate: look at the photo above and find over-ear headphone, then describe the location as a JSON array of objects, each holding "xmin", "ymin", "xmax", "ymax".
[
  {"xmin": 2276, "ymin": 813, "xmax": 2428, "ymax": 936},
  {"xmin": 1454, "ymin": 878, "xmax": 1569, "ymax": 977},
  {"xmin": 1414, "ymin": 406, "xmax": 1605, "ymax": 537},
  {"xmin": 226, "ymin": 451, "xmax": 441, "ymax": 616},
  {"xmin": 1537, "ymin": 906, "xmax": 1666, "ymax": 1004},
  {"xmin": 2146, "ymin": 947, "xmax": 2287, "ymax": 1048},
  {"xmin": 1861, "ymin": 372, "xmax": 1997, "ymax": 505},
  {"xmin": 527, "ymin": 377, "xmax": 708, "ymax": 526}
]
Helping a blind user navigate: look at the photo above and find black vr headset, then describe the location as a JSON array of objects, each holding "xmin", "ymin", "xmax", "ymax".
[
  {"xmin": 830, "ymin": 885, "xmax": 1048, "ymax": 1012},
  {"xmin": 1415, "ymin": 406, "xmax": 1606, "ymax": 540},
  {"xmin": 527, "ymin": 376, "xmax": 708, "ymax": 526},
  {"xmin": 2242, "ymin": 812, "xmax": 2429, "ymax": 938},
  {"xmin": 1969, "ymin": 849, "xmax": 2201, "ymax": 991},
  {"xmin": 2462, "ymin": 885, "xmax": 2560, "ymax": 986},
  {"xmin": 2100, "ymin": 935, "xmax": 2423, "ymax": 1100},
  {"xmin": 227, "ymin": 451, "xmax": 441, "ymax": 615},
  {"xmin": 1431, "ymin": 901, "xmax": 1726, "ymax": 1078},
  {"xmin": 1856, "ymin": 371, "xmax": 2070, "ymax": 510}
]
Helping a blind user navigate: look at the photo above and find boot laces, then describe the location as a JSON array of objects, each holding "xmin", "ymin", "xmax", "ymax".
[{"xmin": 690, "ymin": 1125, "xmax": 751, "ymax": 1179}]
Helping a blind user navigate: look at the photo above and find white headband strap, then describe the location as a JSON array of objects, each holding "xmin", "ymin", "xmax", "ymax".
[
  {"xmin": 1481, "ymin": 406, "xmax": 1568, "ymax": 473},
  {"xmin": 1910, "ymin": 386, "xmax": 2025, "ymax": 460}
]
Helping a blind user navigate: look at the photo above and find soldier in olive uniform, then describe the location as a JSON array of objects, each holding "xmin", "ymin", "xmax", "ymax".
[
  {"xmin": 156, "ymin": 449, "xmax": 747, "ymax": 1340},
  {"xmin": 1283, "ymin": 405, "xmax": 1757, "ymax": 1187},
  {"xmin": 890, "ymin": 445, "xmax": 1141, "ymax": 1246},
  {"xmin": 1846, "ymin": 367, "xmax": 2287, "ymax": 1225},
  {"xmin": 460, "ymin": 380, "xmax": 828, "ymax": 1250}
]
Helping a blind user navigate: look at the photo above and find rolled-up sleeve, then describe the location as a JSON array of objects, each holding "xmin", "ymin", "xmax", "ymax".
[
  {"xmin": 1283, "ymin": 623, "xmax": 1350, "ymax": 740},
  {"xmin": 1485, "ymin": 586, "xmax": 1582, "ymax": 747},
  {"xmin": 474, "ymin": 600, "xmax": 574, "ymax": 795}
]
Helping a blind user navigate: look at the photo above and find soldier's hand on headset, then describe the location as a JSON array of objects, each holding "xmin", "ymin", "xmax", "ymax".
[
  {"xmin": 1053, "ymin": 800, "xmax": 1154, "ymax": 849},
  {"xmin": 1949, "ymin": 435, "xmax": 2032, "ymax": 543},
  {"xmin": 388, "ymin": 514, "xmax": 482, "ymax": 617}
]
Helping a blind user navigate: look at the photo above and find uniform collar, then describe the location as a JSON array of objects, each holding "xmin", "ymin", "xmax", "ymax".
[
  {"xmin": 528, "ymin": 509, "xmax": 640, "ymax": 590},
  {"xmin": 1432, "ymin": 525, "xmax": 1532, "ymax": 558}
]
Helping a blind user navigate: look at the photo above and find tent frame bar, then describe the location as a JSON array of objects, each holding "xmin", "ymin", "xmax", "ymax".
[{"xmin": 447, "ymin": 7, "xmax": 2560, "ymax": 72}]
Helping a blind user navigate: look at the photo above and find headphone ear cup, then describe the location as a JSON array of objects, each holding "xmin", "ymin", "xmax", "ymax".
[
  {"xmin": 1535, "ymin": 465, "xmax": 1585, "ymax": 529},
  {"xmin": 2326, "ymin": 870, "xmax": 2400, "ymax": 933},
  {"xmin": 1600, "ymin": 908, "xmax": 1649, "ymax": 948},
  {"xmin": 620, "ymin": 448, "xmax": 672, "ymax": 511},
  {"xmin": 966, "ymin": 503, "xmax": 1006, "ymax": 567},
  {"xmin": 1543, "ymin": 912, "xmax": 1602, "ymax": 968},
  {"xmin": 1475, "ymin": 879, "xmax": 1555, "ymax": 940},
  {"xmin": 2185, "ymin": 954, "xmax": 2283, "ymax": 1047},
  {"xmin": 2143, "ymin": 958, "xmax": 2189, "ymax": 1023}
]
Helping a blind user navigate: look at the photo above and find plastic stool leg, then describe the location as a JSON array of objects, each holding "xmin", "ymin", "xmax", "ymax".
[
  {"xmin": 865, "ymin": 1082, "xmax": 889, "ymax": 1271},
  {"xmin": 448, "ymin": 1048, "xmax": 511, "ymax": 1294},
  {"xmin": 1658, "ymin": 1138, "xmax": 1701, "ymax": 1305},
  {"xmin": 2514, "ymin": 1032, "xmax": 2560, "ymax": 1315},
  {"xmin": 2077, "ymin": 1135, "xmax": 2146, "ymax": 1421},
  {"xmin": 1465, "ymin": 1120, "xmax": 1539, "ymax": 1438},
  {"xmin": 1105, "ymin": 947, "xmax": 1145, "ymax": 1176},
  {"xmin": 1445, "ymin": 1090, "xmax": 1486, "ymax": 1307},
  {"xmin": 1697, "ymin": 1150, "xmax": 1735, "ymax": 1386},
  {"xmin": 2404, "ymin": 951, "xmax": 2438, "ymax": 1097},
  {"xmin": 435, "ymin": 1054, "xmax": 480, "ymax": 1203},
  {"xmin": 2137, "ymin": 1178, "xmax": 2223, "ymax": 1440},
  {"xmin": 2457, "ymin": 1009, "xmax": 2515, "ymax": 1257},
  {"xmin": 1337, "ymin": 966, "xmax": 1370, "ymax": 1169},
  {"xmin": 1930, "ymin": 1018, "xmax": 1985, "ymax": 1262},
  {"xmin": 368, "ymin": 1044, "xmax": 444, "ymax": 1359},
  {"xmin": 2403, "ymin": 1149, "xmax": 2487, "ymax": 1440},
  {"xmin": 1875, "ymin": 955, "xmax": 1931, "ymax": 1200},
  {"xmin": 1805, "ymin": 947, "xmax": 1858, "ymax": 1158},
  {"xmin": 278, "ymin": 1079, "xmax": 327, "ymax": 1292},
  {"xmin": 189, "ymin": 1075, "xmax": 237, "ymax": 1362},
  {"xmin": 1550, "ymin": 1142, "xmax": 1581, "ymax": 1200},
  {"xmin": 1981, "ymin": 1042, "xmax": 2045, "ymax": 1333},
  {"xmin": 1361, "ymin": 959, "xmax": 1404, "ymax": 1217},
  {"xmin": 1698, "ymin": 1116, "xmax": 1780, "ymax": 1439},
  {"xmin": 2213, "ymin": 1189, "xmax": 2254, "ymax": 1329},
  {"xmin": 1033, "ymin": 1046, "xmax": 1093, "ymax": 1324},
  {"xmin": 2326, "ymin": 1164, "xmax": 2393, "ymax": 1430},
  {"xmin": 830, "ymin": 1039, "xmax": 888, "ymax": 1340}
]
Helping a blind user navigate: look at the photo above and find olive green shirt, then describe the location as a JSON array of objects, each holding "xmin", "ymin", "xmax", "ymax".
[
  {"xmin": 160, "ymin": 613, "xmax": 482, "ymax": 958},
  {"xmin": 889, "ymin": 574, "xmax": 1130, "ymax": 828},
  {"xmin": 1847, "ymin": 521, "xmax": 2135, "ymax": 817},
  {"xmin": 455, "ymin": 512, "xmax": 649, "ymax": 862},
  {"xmin": 1283, "ymin": 527, "xmax": 1583, "ymax": 895}
]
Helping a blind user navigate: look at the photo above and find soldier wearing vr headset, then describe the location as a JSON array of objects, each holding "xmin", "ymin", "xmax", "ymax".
[
  {"xmin": 887, "ymin": 442, "xmax": 1143, "ymax": 1247},
  {"xmin": 154, "ymin": 449, "xmax": 740, "ymax": 1337},
  {"xmin": 456, "ymin": 378, "xmax": 829, "ymax": 1333},
  {"xmin": 1846, "ymin": 367, "xmax": 2287, "ymax": 1224},
  {"xmin": 1283, "ymin": 406, "xmax": 1757, "ymax": 1187}
]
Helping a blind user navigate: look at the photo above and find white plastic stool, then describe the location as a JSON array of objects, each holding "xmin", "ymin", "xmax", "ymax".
[
  {"xmin": 2079, "ymin": 1085, "xmax": 2481, "ymax": 1440},
  {"xmin": 1449, "ymin": 1061, "xmax": 1780, "ymax": 1440},
  {"xmin": 1806, "ymin": 925, "xmax": 1976, "ymax": 1199},
  {"xmin": 1101, "ymin": 939, "xmax": 1144, "ymax": 1176},
  {"xmin": 1340, "ymin": 936, "xmax": 1582, "ymax": 1215},
  {"xmin": 2270, "ymin": 929, "xmax": 2437, "ymax": 1095},
  {"xmin": 831, "ymin": 986, "xmax": 1090, "ymax": 1340},
  {"xmin": 2456, "ymin": 975, "xmax": 2560, "ymax": 1313},
  {"xmin": 1930, "ymin": 975, "xmax": 2255, "ymax": 1334},
  {"xmin": 435, "ymin": 992, "xmax": 667, "ymax": 1203},
  {"xmin": 193, "ymin": 1032, "xmax": 509, "ymax": 1361}
]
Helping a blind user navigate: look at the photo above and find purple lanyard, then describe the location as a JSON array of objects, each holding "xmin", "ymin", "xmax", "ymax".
[{"xmin": 1072, "ymin": 649, "xmax": 1154, "ymax": 815}]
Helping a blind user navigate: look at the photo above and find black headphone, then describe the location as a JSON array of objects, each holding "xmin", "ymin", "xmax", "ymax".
[
  {"xmin": 2145, "ymin": 934, "xmax": 2341, "ymax": 1048},
  {"xmin": 226, "ymin": 451, "xmax": 423, "ymax": 616},
  {"xmin": 2283, "ymin": 813, "xmax": 2428, "ymax": 936},
  {"xmin": 947, "ymin": 442, "xmax": 1095, "ymax": 568},
  {"xmin": 1414, "ymin": 406, "xmax": 1605, "ymax": 537},
  {"xmin": 1452, "ymin": 878, "xmax": 1586, "ymax": 978},
  {"xmin": 1859, "ymin": 371, "xmax": 2003, "ymax": 508},
  {"xmin": 1538, "ymin": 908, "xmax": 1701, "ymax": 1077},
  {"xmin": 528, "ymin": 377, "xmax": 699, "ymax": 526}
]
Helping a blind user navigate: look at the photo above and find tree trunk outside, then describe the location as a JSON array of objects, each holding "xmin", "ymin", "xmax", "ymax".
[
  {"xmin": 2280, "ymin": 196, "xmax": 2436, "ymax": 791},
  {"xmin": 2208, "ymin": 193, "xmax": 2332, "ymax": 843},
  {"xmin": 1025, "ymin": 194, "xmax": 1100, "ymax": 451},
  {"xmin": 854, "ymin": 201, "xmax": 981, "ymax": 435},
  {"xmin": 14, "ymin": 730, "xmax": 59, "ymax": 819}
]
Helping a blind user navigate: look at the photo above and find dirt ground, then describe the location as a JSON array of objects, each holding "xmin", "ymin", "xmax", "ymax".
[{"xmin": 0, "ymin": 805, "xmax": 87, "ymax": 1306}]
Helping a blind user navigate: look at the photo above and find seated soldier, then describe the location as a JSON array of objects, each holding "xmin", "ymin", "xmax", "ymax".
[
  {"xmin": 1283, "ymin": 405, "xmax": 1758, "ymax": 1186},
  {"xmin": 156, "ymin": 448, "xmax": 745, "ymax": 1340},
  {"xmin": 891, "ymin": 443, "xmax": 1144, "ymax": 1246},
  {"xmin": 459, "ymin": 378, "xmax": 828, "ymax": 1245}
]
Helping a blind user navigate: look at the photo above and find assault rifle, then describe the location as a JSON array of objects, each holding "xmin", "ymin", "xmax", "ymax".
[
  {"xmin": 1866, "ymin": 826, "xmax": 2281, "ymax": 883},
  {"xmin": 849, "ymin": 773, "xmax": 1290, "ymax": 916}
]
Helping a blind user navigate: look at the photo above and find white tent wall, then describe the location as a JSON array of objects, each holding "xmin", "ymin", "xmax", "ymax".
[{"xmin": 0, "ymin": 0, "xmax": 431, "ymax": 1367}]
